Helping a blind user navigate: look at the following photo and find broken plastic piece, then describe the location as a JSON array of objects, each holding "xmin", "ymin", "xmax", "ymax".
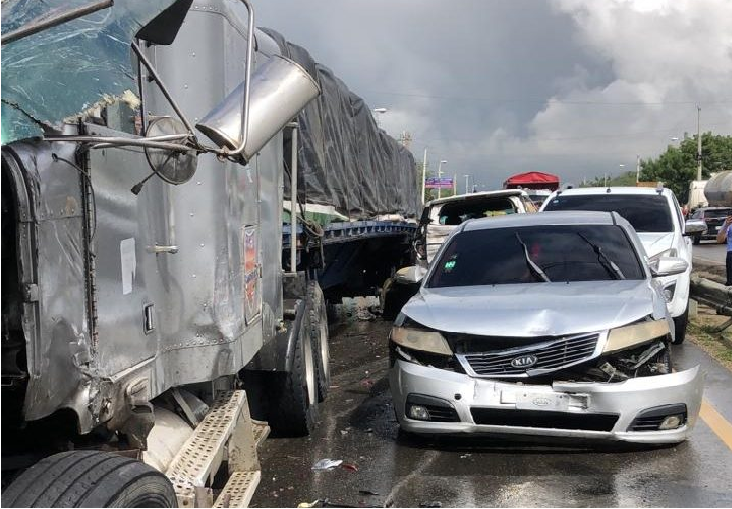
[
  {"xmin": 311, "ymin": 458, "xmax": 343, "ymax": 471},
  {"xmin": 340, "ymin": 463, "xmax": 359, "ymax": 472}
]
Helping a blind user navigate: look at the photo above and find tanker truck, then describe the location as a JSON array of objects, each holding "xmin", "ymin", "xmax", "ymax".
[{"xmin": 1, "ymin": 0, "xmax": 418, "ymax": 506}]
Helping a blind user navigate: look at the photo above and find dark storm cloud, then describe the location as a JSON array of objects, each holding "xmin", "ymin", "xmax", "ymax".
[{"xmin": 254, "ymin": 0, "xmax": 732, "ymax": 189}]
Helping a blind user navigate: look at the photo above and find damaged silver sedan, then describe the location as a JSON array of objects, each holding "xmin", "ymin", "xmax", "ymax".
[{"xmin": 389, "ymin": 211, "xmax": 704, "ymax": 443}]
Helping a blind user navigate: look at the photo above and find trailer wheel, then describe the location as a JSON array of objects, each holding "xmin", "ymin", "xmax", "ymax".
[
  {"xmin": 268, "ymin": 308, "xmax": 319, "ymax": 436},
  {"xmin": 2, "ymin": 450, "xmax": 177, "ymax": 507},
  {"xmin": 308, "ymin": 281, "xmax": 331, "ymax": 401}
]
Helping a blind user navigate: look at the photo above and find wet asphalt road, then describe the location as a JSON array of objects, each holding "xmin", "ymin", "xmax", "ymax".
[{"xmin": 252, "ymin": 301, "xmax": 732, "ymax": 508}]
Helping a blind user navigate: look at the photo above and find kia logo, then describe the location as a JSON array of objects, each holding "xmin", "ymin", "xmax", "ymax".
[{"xmin": 510, "ymin": 354, "xmax": 538, "ymax": 368}]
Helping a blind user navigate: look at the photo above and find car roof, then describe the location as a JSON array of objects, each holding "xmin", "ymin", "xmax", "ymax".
[
  {"xmin": 427, "ymin": 189, "xmax": 526, "ymax": 207},
  {"xmin": 548, "ymin": 186, "xmax": 673, "ymax": 197},
  {"xmin": 461, "ymin": 210, "xmax": 619, "ymax": 231}
]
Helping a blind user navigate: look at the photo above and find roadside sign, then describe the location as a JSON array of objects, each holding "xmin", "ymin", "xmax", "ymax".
[{"xmin": 425, "ymin": 177, "xmax": 454, "ymax": 189}]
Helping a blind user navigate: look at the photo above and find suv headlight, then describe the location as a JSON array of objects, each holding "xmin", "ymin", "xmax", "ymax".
[
  {"xmin": 390, "ymin": 317, "xmax": 452, "ymax": 355},
  {"xmin": 648, "ymin": 248, "xmax": 678, "ymax": 262},
  {"xmin": 603, "ymin": 319, "xmax": 670, "ymax": 354},
  {"xmin": 663, "ymin": 282, "xmax": 677, "ymax": 302}
]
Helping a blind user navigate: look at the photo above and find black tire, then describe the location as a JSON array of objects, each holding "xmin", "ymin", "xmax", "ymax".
[
  {"xmin": 693, "ymin": 234, "xmax": 701, "ymax": 245},
  {"xmin": 267, "ymin": 307, "xmax": 319, "ymax": 436},
  {"xmin": 308, "ymin": 281, "xmax": 331, "ymax": 402},
  {"xmin": 381, "ymin": 277, "xmax": 400, "ymax": 321},
  {"xmin": 672, "ymin": 305, "xmax": 689, "ymax": 345},
  {"xmin": 2, "ymin": 450, "xmax": 177, "ymax": 508}
]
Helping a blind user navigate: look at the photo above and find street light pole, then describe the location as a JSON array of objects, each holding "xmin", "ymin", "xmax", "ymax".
[
  {"xmin": 464, "ymin": 174, "xmax": 470, "ymax": 194},
  {"xmin": 437, "ymin": 160, "xmax": 447, "ymax": 199},
  {"xmin": 421, "ymin": 148, "xmax": 428, "ymax": 204},
  {"xmin": 697, "ymin": 105, "xmax": 703, "ymax": 181},
  {"xmin": 372, "ymin": 107, "xmax": 388, "ymax": 127}
]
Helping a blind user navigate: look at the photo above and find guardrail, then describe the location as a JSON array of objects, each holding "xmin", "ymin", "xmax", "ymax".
[{"xmin": 690, "ymin": 275, "xmax": 732, "ymax": 331}]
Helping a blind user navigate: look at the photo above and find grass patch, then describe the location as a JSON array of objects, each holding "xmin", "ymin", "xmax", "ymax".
[{"xmin": 688, "ymin": 321, "xmax": 732, "ymax": 371}]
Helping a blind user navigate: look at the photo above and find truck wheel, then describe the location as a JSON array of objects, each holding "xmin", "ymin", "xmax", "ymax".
[
  {"xmin": 381, "ymin": 278, "xmax": 400, "ymax": 321},
  {"xmin": 2, "ymin": 450, "xmax": 177, "ymax": 507},
  {"xmin": 693, "ymin": 234, "xmax": 701, "ymax": 245},
  {"xmin": 672, "ymin": 305, "xmax": 689, "ymax": 345},
  {"xmin": 268, "ymin": 309, "xmax": 319, "ymax": 436},
  {"xmin": 308, "ymin": 281, "xmax": 331, "ymax": 402}
]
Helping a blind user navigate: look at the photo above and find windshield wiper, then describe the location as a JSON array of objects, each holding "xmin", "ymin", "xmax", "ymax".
[
  {"xmin": 577, "ymin": 233, "xmax": 626, "ymax": 280},
  {"xmin": 515, "ymin": 233, "xmax": 551, "ymax": 282}
]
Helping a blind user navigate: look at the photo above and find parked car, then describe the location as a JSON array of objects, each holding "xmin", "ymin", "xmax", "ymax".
[
  {"xmin": 388, "ymin": 211, "xmax": 703, "ymax": 443},
  {"xmin": 540, "ymin": 186, "xmax": 700, "ymax": 344},
  {"xmin": 381, "ymin": 190, "xmax": 536, "ymax": 319},
  {"xmin": 685, "ymin": 207, "xmax": 732, "ymax": 244}
]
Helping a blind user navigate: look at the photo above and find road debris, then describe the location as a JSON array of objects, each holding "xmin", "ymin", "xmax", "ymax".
[
  {"xmin": 340, "ymin": 462, "xmax": 359, "ymax": 472},
  {"xmin": 312, "ymin": 458, "xmax": 343, "ymax": 471}
]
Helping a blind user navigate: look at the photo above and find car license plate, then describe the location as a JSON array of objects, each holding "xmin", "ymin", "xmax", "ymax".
[{"xmin": 515, "ymin": 391, "xmax": 569, "ymax": 411}]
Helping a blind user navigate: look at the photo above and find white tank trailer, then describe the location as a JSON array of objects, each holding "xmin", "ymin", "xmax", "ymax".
[
  {"xmin": 1, "ymin": 0, "xmax": 418, "ymax": 506},
  {"xmin": 704, "ymin": 171, "xmax": 732, "ymax": 207}
]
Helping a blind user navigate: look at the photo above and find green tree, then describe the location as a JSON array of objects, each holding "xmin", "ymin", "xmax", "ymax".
[
  {"xmin": 639, "ymin": 133, "xmax": 732, "ymax": 203},
  {"xmin": 580, "ymin": 171, "xmax": 638, "ymax": 188}
]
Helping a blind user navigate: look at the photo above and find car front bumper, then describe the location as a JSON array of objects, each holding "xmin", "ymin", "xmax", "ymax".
[{"xmin": 390, "ymin": 359, "xmax": 704, "ymax": 443}]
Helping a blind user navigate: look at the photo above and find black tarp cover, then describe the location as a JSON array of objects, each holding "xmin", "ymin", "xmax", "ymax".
[{"xmin": 261, "ymin": 28, "xmax": 419, "ymax": 220}]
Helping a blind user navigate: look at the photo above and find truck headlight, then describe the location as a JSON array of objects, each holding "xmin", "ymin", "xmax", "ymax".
[
  {"xmin": 603, "ymin": 319, "xmax": 670, "ymax": 354},
  {"xmin": 663, "ymin": 282, "xmax": 677, "ymax": 302},
  {"xmin": 390, "ymin": 322, "xmax": 452, "ymax": 356}
]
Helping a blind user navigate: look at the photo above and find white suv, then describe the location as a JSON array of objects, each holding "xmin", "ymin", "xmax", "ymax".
[{"xmin": 541, "ymin": 186, "xmax": 695, "ymax": 343}]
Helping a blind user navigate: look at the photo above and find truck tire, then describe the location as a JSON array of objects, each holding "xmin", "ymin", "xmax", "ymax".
[
  {"xmin": 2, "ymin": 450, "xmax": 177, "ymax": 507},
  {"xmin": 267, "ymin": 308, "xmax": 319, "ymax": 436},
  {"xmin": 672, "ymin": 305, "xmax": 689, "ymax": 345},
  {"xmin": 308, "ymin": 281, "xmax": 331, "ymax": 402}
]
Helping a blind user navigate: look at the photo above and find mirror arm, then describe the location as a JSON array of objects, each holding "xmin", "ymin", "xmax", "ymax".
[
  {"xmin": 131, "ymin": 41, "xmax": 198, "ymax": 143},
  {"xmin": 228, "ymin": 0, "xmax": 255, "ymax": 156}
]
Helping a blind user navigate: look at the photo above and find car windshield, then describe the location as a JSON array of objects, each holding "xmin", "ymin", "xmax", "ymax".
[
  {"xmin": 705, "ymin": 209, "xmax": 732, "ymax": 219},
  {"xmin": 543, "ymin": 194, "xmax": 673, "ymax": 233},
  {"xmin": 427, "ymin": 224, "xmax": 644, "ymax": 288},
  {"xmin": 432, "ymin": 196, "xmax": 518, "ymax": 225}
]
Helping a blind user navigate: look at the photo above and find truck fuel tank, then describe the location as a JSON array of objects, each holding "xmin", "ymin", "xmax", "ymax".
[{"xmin": 704, "ymin": 171, "xmax": 732, "ymax": 207}]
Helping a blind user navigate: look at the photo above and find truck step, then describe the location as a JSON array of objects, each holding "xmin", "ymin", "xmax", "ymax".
[
  {"xmin": 213, "ymin": 470, "xmax": 262, "ymax": 508},
  {"xmin": 251, "ymin": 420, "xmax": 270, "ymax": 449},
  {"xmin": 166, "ymin": 390, "xmax": 248, "ymax": 506}
]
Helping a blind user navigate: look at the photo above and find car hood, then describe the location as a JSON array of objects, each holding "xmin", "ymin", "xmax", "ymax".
[
  {"xmin": 402, "ymin": 280, "xmax": 659, "ymax": 337},
  {"xmin": 637, "ymin": 232, "xmax": 675, "ymax": 258}
]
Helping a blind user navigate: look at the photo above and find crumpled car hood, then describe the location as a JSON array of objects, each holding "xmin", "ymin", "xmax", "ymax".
[
  {"xmin": 402, "ymin": 279, "xmax": 660, "ymax": 337},
  {"xmin": 637, "ymin": 232, "xmax": 675, "ymax": 258}
]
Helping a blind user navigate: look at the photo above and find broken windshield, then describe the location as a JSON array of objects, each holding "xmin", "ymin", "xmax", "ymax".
[{"xmin": 1, "ymin": 0, "xmax": 178, "ymax": 144}]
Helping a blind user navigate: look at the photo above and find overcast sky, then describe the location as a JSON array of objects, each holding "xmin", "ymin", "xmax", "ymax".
[{"xmin": 255, "ymin": 0, "xmax": 732, "ymax": 190}]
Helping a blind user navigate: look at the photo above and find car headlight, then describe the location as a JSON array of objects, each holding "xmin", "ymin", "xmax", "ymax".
[
  {"xmin": 603, "ymin": 319, "xmax": 670, "ymax": 354},
  {"xmin": 663, "ymin": 282, "xmax": 677, "ymax": 302},
  {"xmin": 390, "ymin": 319, "xmax": 452, "ymax": 356},
  {"xmin": 648, "ymin": 248, "xmax": 678, "ymax": 262}
]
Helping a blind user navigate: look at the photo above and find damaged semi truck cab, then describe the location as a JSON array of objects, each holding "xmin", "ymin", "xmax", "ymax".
[{"xmin": 2, "ymin": 0, "xmax": 417, "ymax": 506}]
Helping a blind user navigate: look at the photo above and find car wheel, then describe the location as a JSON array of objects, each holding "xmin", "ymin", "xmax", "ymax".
[
  {"xmin": 672, "ymin": 305, "xmax": 689, "ymax": 344},
  {"xmin": 2, "ymin": 451, "xmax": 177, "ymax": 507}
]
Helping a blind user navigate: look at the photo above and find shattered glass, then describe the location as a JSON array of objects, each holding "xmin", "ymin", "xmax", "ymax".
[{"xmin": 1, "ymin": 0, "xmax": 177, "ymax": 144}]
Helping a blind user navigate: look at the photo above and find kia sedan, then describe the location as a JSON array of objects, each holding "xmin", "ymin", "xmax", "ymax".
[{"xmin": 389, "ymin": 211, "xmax": 703, "ymax": 443}]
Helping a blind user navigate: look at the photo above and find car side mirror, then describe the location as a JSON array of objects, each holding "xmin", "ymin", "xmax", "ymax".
[
  {"xmin": 650, "ymin": 257, "xmax": 688, "ymax": 277},
  {"xmin": 683, "ymin": 221, "xmax": 706, "ymax": 236},
  {"xmin": 394, "ymin": 265, "xmax": 425, "ymax": 285}
]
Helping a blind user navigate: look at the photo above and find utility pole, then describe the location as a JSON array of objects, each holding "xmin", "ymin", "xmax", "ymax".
[
  {"xmin": 453, "ymin": 173, "xmax": 457, "ymax": 195},
  {"xmin": 421, "ymin": 148, "xmax": 427, "ymax": 204},
  {"xmin": 437, "ymin": 160, "xmax": 447, "ymax": 199},
  {"xmin": 464, "ymin": 174, "xmax": 470, "ymax": 194},
  {"xmin": 697, "ymin": 105, "xmax": 703, "ymax": 181},
  {"xmin": 635, "ymin": 155, "xmax": 640, "ymax": 184}
]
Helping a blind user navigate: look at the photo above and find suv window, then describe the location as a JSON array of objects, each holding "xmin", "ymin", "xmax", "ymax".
[
  {"xmin": 434, "ymin": 196, "xmax": 517, "ymax": 225},
  {"xmin": 427, "ymin": 224, "xmax": 644, "ymax": 288},
  {"xmin": 543, "ymin": 194, "xmax": 673, "ymax": 233}
]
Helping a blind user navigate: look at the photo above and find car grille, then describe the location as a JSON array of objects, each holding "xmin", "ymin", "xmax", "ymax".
[
  {"xmin": 471, "ymin": 408, "xmax": 618, "ymax": 432},
  {"xmin": 457, "ymin": 332, "xmax": 599, "ymax": 377}
]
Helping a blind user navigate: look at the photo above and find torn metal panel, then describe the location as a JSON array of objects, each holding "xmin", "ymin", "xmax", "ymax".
[{"xmin": 1, "ymin": 0, "xmax": 179, "ymax": 144}]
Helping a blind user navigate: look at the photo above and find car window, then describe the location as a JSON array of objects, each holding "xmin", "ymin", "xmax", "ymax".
[
  {"xmin": 427, "ymin": 224, "xmax": 645, "ymax": 288},
  {"xmin": 543, "ymin": 194, "xmax": 674, "ymax": 233}
]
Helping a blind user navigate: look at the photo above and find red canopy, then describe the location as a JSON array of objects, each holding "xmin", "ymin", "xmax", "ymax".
[{"xmin": 503, "ymin": 171, "xmax": 560, "ymax": 190}]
